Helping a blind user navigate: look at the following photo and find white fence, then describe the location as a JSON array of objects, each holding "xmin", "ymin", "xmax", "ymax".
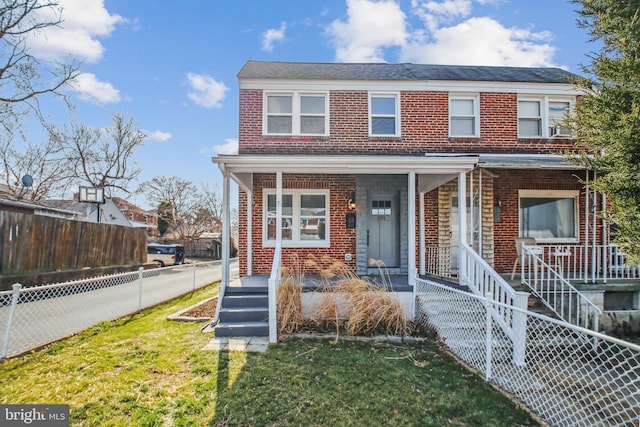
[
  {"xmin": 1, "ymin": 261, "xmax": 222, "ymax": 360},
  {"xmin": 416, "ymin": 277, "xmax": 640, "ymax": 427},
  {"xmin": 531, "ymin": 244, "xmax": 640, "ymax": 283}
]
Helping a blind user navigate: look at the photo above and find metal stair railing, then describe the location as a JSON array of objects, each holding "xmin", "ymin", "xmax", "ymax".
[
  {"xmin": 521, "ymin": 244, "xmax": 602, "ymax": 331},
  {"xmin": 267, "ymin": 242, "xmax": 283, "ymax": 343},
  {"xmin": 460, "ymin": 242, "xmax": 529, "ymax": 365}
]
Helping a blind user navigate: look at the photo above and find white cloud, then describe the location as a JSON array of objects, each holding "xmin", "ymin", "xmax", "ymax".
[
  {"xmin": 401, "ymin": 16, "xmax": 556, "ymax": 66},
  {"xmin": 28, "ymin": 0, "xmax": 125, "ymax": 63},
  {"xmin": 186, "ymin": 73, "xmax": 229, "ymax": 109},
  {"xmin": 327, "ymin": 0, "xmax": 559, "ymax": 67},
  {"xmin": 326, "ymin": 0, "xmax": 408, "ymax": 62},
  {"xmin": 262, "ymin": 22, "xmax": 287, "ymax": 52},
  {"xmin": 214, "ymin": 138, "xmax": 238, "ymax": 155},
  {"xmin": 69, "ymin": 73, "xmax": 120, "ymax": 104},
  {"xmin": 147, "ymin": 130, "xmax": 172, "ymax": 142}
]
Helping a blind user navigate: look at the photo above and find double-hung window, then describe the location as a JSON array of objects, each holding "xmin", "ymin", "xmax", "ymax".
[
  {"xmin": 264, "ymin": 92, "xmax": 328, "ymax": 135},
  {"xmin": 369, "ymin": 93, "xmax": 400, "ymax": 136},
  {"xmin": 519, "ymin": 190, "xmax": 579, "ymax": 242},
  {"xmin": 263, "ymin": 189, "xmax": 330, "ymax": 248},
  {"xmin": 449, "ymin": 95, "xmax": 479, "ymax": 137},
  {"xmin": 518, "ymin": 97, "xmax": 573, "ymax": 138},
  {"xmin": 548, "ymin": 101, "xmax": 571, "ymax": 136},
  {"xmin": 518, "ymin": 99, "xmax": 543, "ymax": 137}
]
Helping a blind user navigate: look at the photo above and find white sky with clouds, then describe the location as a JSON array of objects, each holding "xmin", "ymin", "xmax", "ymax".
[{"xmin": 22, "ymin": 0, "xmax": 594, "ymax": 208}]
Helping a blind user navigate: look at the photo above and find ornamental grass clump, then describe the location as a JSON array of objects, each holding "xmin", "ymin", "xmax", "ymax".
[
  {"xmin": 277, "ymin": 254, "xmax": 304, "ymax": 335},
  {"xmin": 307, "ymin": 256, "xmax": 410, "ymax": 337}
]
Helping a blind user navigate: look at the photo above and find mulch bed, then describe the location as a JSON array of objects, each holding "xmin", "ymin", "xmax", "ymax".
[{"xmin": 180, "ymin": 297, "xmax": 218, "ymax": 318}]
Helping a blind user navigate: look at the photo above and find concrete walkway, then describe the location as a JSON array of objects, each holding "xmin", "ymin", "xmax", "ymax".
[{"xmin": 202, "ymin": 336, "xmax": 269, "ymax": 353}]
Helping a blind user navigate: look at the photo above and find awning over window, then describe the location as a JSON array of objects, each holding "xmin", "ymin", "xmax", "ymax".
[{"xmin": 478, "ymin": 154, "xmax": 583, "ymax": 170}]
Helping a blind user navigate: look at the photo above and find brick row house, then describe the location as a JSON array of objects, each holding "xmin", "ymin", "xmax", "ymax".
[{"xmin": 213, "ymin": 60, "xmax": 638, "ymax": 339}]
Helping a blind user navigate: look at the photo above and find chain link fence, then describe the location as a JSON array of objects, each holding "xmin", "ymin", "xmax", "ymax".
[
  {"xmin": 1, "ymin": 261, "xmax": 222, "ymax": 360},
  {"xmin": 415, "ymin": 277, "xmax": 640, "ymax": 427}
]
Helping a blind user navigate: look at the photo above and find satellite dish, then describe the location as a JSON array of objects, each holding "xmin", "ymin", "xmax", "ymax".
[{"xmin": 21, "ymin": 174, "xmax": 33, "ymax": 188}]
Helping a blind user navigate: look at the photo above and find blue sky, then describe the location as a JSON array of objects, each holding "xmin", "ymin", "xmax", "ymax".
[{"xmin": 28, "ymin": 0, "xmax": 595, "ymax": 209}]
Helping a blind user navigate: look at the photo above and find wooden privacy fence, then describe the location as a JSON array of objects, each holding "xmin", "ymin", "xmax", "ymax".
[{"xmin": 0, "ymin": 210, "xmax": 147, "ymax": 275}]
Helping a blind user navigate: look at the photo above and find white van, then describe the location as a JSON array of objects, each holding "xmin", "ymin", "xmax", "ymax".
[{"xmin": 147, "ymin": 244, "xmax": 185, "ymax": 267}]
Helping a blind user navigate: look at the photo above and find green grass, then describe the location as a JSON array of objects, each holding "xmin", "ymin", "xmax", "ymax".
[{"xmin": 0, "ymin": 283, "xmax": 539, "ymax": 426}]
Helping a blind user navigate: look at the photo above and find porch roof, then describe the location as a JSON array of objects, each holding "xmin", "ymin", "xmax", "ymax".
[
  {"xmin": 478, "ymin": 154, "xmax": 584, "ymax": 170},
  {"xmin": 213, "ymin": 154, "xmax": 478, "ymax": 191}
]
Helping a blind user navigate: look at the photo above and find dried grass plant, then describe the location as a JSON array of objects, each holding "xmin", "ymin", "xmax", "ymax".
[
  {"xmin": 307, "ymin": 256, "xmax": 410, "ymax": 338},
  {"xmin": 276, "ymin": 254, "xmax": 304, "ymax": 335}
]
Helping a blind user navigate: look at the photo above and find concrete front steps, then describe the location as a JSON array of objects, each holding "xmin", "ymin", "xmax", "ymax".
[{"xmin": 213, "ymin": 285, "xmax": 269, "ymax": 337}]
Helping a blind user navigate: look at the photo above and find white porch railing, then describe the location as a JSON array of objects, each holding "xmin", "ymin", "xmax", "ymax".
[
  {"xmin": 531, "ymin": 244, "xmax": 640, "ymax": 283},
  {"xmin": 521, "ymin": 245, "xmax": 602, "ymax": 331},
  {"xmin": 460, "ymin": 243, "xmax": 530, "ymax": 365},
  {"xmin": 267, "ymin": 242, "xmax": 283, "ymax": 343},
  {"xmin": 424, "ymin": 246, "xmax": 453, "ymax": 278}
]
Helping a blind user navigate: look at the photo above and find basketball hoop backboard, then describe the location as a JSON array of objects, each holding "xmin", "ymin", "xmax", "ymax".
[{"xmin": 79, "ymin": 186, "xmax": 105, "ymax": 204}]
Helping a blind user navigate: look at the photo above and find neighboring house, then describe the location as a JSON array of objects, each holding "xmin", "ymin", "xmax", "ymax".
[
  {"xmin": 112, "ymin": 197, "xmax": 159, "ymax": 237},
  {"xmin": 0, "ymin": 198, "xmax": 77, "ymax": 219},
  {"xmin": 41, "ymin": 197, "xmax": 158, "ymax": 236},
  {"xmin": 213, "ymin": 60, "xmax": 638, "ymax": 337}
]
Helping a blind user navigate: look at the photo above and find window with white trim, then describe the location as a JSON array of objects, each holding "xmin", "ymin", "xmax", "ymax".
[
  {"xmin": 264, "ymin": 92, "xmax": 328, "ymax": 135},
  {"xmin": 449, "ymin": 95, "xmax": 479, "ymax": 137},
  {"xmin": 369, "ymin": 93, "xmax": 400, "ymax": 136},
  {"xmin": 519, "ymin": 190, "xmax": 579, "ymax": 242},
  {"xmin": 263, "ymin": 189, "xmax": 330, "ymax": 247},
  {"xmin": 518, "ymin": 97, "xmax": 574, "ymax": 138}
]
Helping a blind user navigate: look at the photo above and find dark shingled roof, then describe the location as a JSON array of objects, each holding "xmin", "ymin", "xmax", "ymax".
[{"xmin": 238, "ymin": 60, "xmax": 578, "ymax": 84}]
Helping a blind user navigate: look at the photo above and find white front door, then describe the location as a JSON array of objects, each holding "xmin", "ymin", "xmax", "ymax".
[{"xmin": 368, "ymin": 193, "xmax": 400, "ymax": 268}]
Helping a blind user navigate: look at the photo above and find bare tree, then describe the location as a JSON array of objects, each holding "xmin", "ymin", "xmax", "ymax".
[
  {"xmin": 200, "ymin": 181, "xmax": 222, "ymax": 231},
  {"xmin": 0, "ymin": 0, "xmax": 80, "ymax": 131},
  {"xmin": 139, "ymin": 176, "xmax": 224, "ymax": 239},
  {"xmin": 0, "ymin": 132, "xmax": 70, "ymax": 200},
  {"xmin": 61, "ymin": 113, "xmax": 146, "ymax": 195}
]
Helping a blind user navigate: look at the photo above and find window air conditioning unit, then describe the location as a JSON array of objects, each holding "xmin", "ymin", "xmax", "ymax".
[{"xmin": 550, "ymin": 125, "xmax": 570, "ymax": 137}]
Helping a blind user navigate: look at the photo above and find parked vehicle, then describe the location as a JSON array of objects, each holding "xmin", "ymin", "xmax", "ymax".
[{"xmin": 147, "ymin": 244, "xmax": 185, "ymax": 267}]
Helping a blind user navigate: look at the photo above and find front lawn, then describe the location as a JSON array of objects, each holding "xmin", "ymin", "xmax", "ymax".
[{"xmin": 0, "ymin": 283, "xmax": 539, "ymax": 426}]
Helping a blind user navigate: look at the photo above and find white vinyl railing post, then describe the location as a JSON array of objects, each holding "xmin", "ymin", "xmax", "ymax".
[
  {"xmin": 484, "ymin": 292, "xmax": 493, "ymax": 381},
  {"xmin": 512, "ymin": 291, "xmax": 529, "ymax": 366},
  {"xmin": 192, "ymin": 262, "xmax": 197, "ymax": 291},
  {"xmin": 1, "ymin": 283, "xmax": 22, "ymax": 360},
  {"xmin": 138, "ymin": 267, "xmax": 144, "ymax": 311}
]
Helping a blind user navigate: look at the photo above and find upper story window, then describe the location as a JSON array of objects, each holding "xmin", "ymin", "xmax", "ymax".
[
  {"xmin": 369, "ymin": 93, "xmax": 400, "ymax": 136},
  {"xmin": 518, "ymin": 97, "xmax": 573, "ymax": 138},
  {"xmin": 264, "ymin": 92, "xmax": 328, "ymax": 136},
  {"xmin": 449, "ymin": 95, "xmax": 479, "ymax": 137},
  {"xmin": 263, "ymin": 189, "xmax": 330, "ymax": 248}
]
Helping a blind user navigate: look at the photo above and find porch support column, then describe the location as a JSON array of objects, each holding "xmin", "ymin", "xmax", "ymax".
[
  {"xmin": 276, "ymin": 172, "xmax": 283, "ymax": 245},
  {"xmin": 458, "ymin": 172, "xmax": 467, "ymax": 285},
  {"xmin": 419, "ymin": 191, "xmax": 425, "ymax": 276},
  {"xmin": 221, "ymin": 166, "xmax": 231, "ymax": 288},
  {"xmin": 246, "ymin": 189, "xmax": 253, "ymax": 276},
  {"xmin": 408, "ymin": 172, "xmax": 416, "ymax": 285}
]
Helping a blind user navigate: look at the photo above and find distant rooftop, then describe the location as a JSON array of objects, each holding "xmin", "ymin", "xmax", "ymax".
[{"xmin": 238, "ymin": 60, "xmax": 578, "ymax": 84}]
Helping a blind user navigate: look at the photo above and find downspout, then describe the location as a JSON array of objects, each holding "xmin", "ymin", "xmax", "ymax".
[
  {"xmin": 419, "ymin": 191, "xmax": 425, "ymax": 276},
  {"xmin": 458, "ymin": 172, "xmax": 467, "ymax": 285},
  {"xmin": 247, "ymin": 189, "xmax": 253, "ymax": 276},
  {"xmin": 478, "ymin": 169, "xmax": 483, "ymax": 257},
  {"xmin": 469, "ymin": 171, "xmax": 474, "ymax": 247}
]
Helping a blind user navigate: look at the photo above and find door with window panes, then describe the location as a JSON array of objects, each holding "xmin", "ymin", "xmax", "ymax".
[{"xmin": 367, "ymin": 193, "xmax": 399, "ymax": 268}]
